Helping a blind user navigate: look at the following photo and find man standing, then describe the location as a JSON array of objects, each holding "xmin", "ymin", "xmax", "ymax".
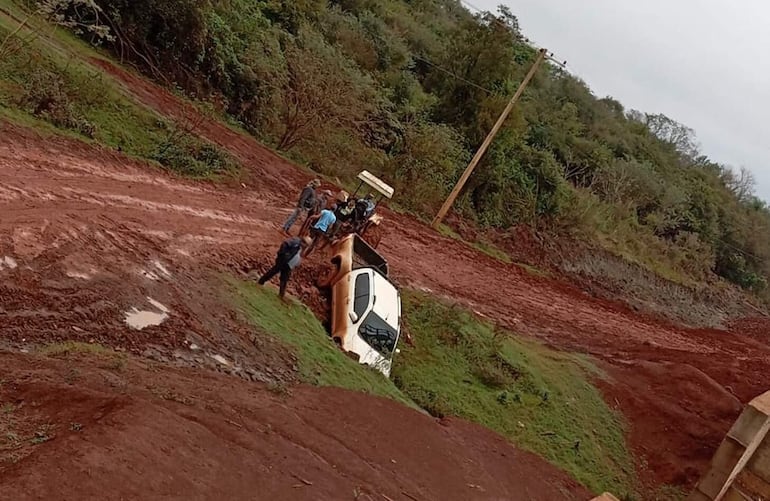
[
  {"xmin": 304, "ymin": 207, "xmax": 337, "ymax": 256},
  {"xmin": 258, "ymin": 236, "xmax": 311, "ymax": 300},
  {"xmin": 283, "ymin": 179, "xmax": 321, "ymax": 235}
]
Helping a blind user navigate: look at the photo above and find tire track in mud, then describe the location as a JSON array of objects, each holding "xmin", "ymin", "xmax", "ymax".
[{"xmin": 0, "ymin": 124, "xmax": 297, "ymax": 384}]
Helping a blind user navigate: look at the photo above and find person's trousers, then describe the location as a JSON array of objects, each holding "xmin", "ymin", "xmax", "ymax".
[
  {"xmin": 283, "ymin": 207, "xmax": 307, "ymax": 232},
  {"xmin": 258, "ymin": 259, "xmax": 292, "ymax": 297}
]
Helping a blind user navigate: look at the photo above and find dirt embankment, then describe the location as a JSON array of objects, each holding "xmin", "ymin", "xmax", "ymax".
[
  {"xmin": 0, "ymin": 352, "xmax": 590, "ymax": 501},
  {"xmin": 1, "ymin": 56, "xmax": 769, "ymax": 495}
]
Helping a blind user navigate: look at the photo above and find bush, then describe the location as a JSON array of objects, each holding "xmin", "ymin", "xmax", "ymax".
[
  {"xmin": 152, "ymin": 132, "xmax": 237, "ymax": 178},
  {"xmin": 387, "ymin": 122, "xmax": 469, "ymax": 214},
  {"xmin": 20, "ymin": 68, "xmax": 96, "ymax": 137}
]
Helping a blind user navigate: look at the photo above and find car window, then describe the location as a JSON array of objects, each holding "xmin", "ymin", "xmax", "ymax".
[
  {"xmin": 353, "ymin": 273, "xmax": 370, "ymax": 318},
  {"xmin": 358, "ymin": 312, "xmax": 398, "ymax": 356}
]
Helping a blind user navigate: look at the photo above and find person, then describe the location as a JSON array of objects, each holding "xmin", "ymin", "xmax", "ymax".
[
  {"xmin": 363, "ymin": 193, "xmax": 376, "ymax": 217},
  {"xmin": 258, "ymin": 236, "xmax": 311, "ymax": 300},
  {"xmin": 299, "ymin": 189, "xmax": 333, "ymax": 237},
  {"xmin": 304, "ymin": 207, "xmax": 337, "ymax": 256},
  {"xmin": 352, "ymin": 194, "xmax": 375, "ymax": 229},
  {"xmin": 283, "ymin": 179, "xmax": 321, "ymax": 235}
]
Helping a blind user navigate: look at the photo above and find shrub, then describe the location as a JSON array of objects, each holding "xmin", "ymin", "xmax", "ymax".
[{"xmin": 20, "ymin": 67, "xmax": 96, "ymax": 137}]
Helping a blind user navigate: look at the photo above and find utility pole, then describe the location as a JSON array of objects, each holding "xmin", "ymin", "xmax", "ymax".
[{"xmin": 431, "ymin": 48, "xmax": 548, "ymax": 230}]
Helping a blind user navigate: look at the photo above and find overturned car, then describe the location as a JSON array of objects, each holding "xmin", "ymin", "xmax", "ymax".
[{"xmin": 317, "ymin": 234, "xmax": 401, "ymax": 377}]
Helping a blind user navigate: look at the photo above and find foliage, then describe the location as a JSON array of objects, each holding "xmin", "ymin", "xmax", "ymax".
[
  {"xmin": 0, "ymin": 7, "xmax": 240, "ymax": 179},
  {"xmin": 12, "ymin": 0, "xmax": 770, "ymax": 294},
  {"xmin": 394, "ymin": 291, "xmax": 637, "ymax": 497},
  {"xmin": 276, "ymin": 27, "xmax": 377, "ymax": 151}
]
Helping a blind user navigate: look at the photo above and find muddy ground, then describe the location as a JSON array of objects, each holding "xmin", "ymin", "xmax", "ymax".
[
  {"xmin": 0, "ymin": 352, "xmax": 589, "ymax": 501},
  {"xmin": 0, "ymin": 58, "xmax": 768, "ymax": 498}
]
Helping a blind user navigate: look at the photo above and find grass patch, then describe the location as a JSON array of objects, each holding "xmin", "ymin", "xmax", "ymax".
[
  {"xmin": 437, "ymin": 223, "xmax": 513, "ymax": 264},
  {"xmin": 473, "ymin": 240, "xmax": 512, "ymax": 264},
  {"xmin": 393, "ymin": 290, "xmax": 638, "ymax": 497},
  {"xmin": 0, "ymin": 1, "xmax": 239, "ymax": 179},
  {"xmin": 516, "ymin": 261, "xmax": 550, "ymax": 278},
  {"xmin": 37, "ymin": 341, "xmax": 114, "ymax": 357},
  {"xmin": 229, "ymin": 277, "xmax": 415, "ymax": 407}
]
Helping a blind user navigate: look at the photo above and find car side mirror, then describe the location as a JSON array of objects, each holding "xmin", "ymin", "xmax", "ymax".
[{"xmin": 349, "ymin": 312, "xmax": 359, "ymax": 323}]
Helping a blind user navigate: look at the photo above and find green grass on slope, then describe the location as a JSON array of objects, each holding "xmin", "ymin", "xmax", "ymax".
[
  {"xmin": 230, "ymin": 278, "xmax": 414, "ymax": 407},
  {"xmin": 393, "ymin": 290, "xmax": 638, "ymax": 497},
  {"xmin": 0, "ymin": 1, "xmax": 238, "ymax": 179}
]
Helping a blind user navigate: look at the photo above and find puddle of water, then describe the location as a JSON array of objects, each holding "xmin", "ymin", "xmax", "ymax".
[
  {"xmin": 139, "ymin": 269, "xmax": 160, "ymax": 281},
  {"xmin": 66, "ymin": 271, "xmax": 92, "ymax": 280},
  {"xmin": 147, "ymin": 297, "xmax": 170, "ymax": 313},
  {"xmin": 1, "ymin": 256, "xmax": 18, "ymax": 270},
  {"xmin": 153, "ymin": 260, "xmax": 172, "ymax": 277},
  {"xmin": 125, "ymin": 309, "xmax": 168, "ymax": 330},
  {"xmin": 124, "ymin": 298, "xmax": 170, "ymax": 330},
  {"xmin": 210, "ymin": 354, "xmax": 231, "ymax": 366}
]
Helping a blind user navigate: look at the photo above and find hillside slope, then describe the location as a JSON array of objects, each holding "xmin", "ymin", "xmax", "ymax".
[
  {"xmin": 65, "ymin": 0, "xmax": 770, "ymax": 302},
  {"xmin": 1, "ymin": 96, "xmax": 769, "ymax": 494},
  {"xmin": 1, "ymin": 1, "xmax": 770, "ymax": 498}
]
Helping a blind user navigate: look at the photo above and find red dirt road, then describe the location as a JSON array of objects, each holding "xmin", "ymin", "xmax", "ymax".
[
  {"xmin": 0, "ymin": 352, "xmax": 589, "ymax": 501},
  {"xmin": 1, "ymin": 57, "xmax": 770, "ymax": 495}
]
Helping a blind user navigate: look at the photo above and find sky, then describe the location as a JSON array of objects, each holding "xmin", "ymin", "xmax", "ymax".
[{"xmin": 475, "ymin": 0, "xmax": 770, "ymax": 202}]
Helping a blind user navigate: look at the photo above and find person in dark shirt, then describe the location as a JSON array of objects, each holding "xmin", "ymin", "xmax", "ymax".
[
  {"xmin": 283, "ymin": 179, "xmax": 321, "ymax": 235},
  {"xmin": 299, "ymin": 189, "xmax": 333, "ymax": 237},
  {"xmin": 258, "ymin": 236, "xmax": 311, "ymax": 300}
]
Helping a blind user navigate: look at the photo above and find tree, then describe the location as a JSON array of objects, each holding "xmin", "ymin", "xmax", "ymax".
[
  {"xmin": 722, "ymin": 166, "xmax": 756, "ymax": 204},
  {"xmin": 276, "ymin": 27, "xmax": 376, "ymax": 151},
  {"xmin": 641, "ymin": 113, "xmax": 700, "ymax": 159}
]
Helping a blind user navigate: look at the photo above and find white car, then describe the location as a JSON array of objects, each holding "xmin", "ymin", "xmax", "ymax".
[{"xmin": 318, "ymin": 235, "xmax": 402, "ymax": 376}]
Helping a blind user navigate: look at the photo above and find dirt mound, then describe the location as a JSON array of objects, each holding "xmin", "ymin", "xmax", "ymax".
[
  {"xmin": 597, "ymin": 360, "xmax": 743, "ymax": 487},
  {"xmin": 0, "ymin": 352, "xmax": 591, "ymax": 501}
]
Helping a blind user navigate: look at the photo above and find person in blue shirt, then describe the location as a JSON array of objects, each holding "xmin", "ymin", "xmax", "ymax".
[{"xmin": 304, "ymin": 208, "xmax": 337, "ymax": 256}]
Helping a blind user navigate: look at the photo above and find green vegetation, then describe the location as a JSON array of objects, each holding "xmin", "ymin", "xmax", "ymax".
[
  {"xmin": 230, "ymin": 278, "xmax": 414, "ymax": 407},
  {"xmin": 436, "ymin": 223, "xmax": 513, "ymax": 264},
  {"xmin": 37, "ymin": 341, "xmax": 127, "ymax": 371},
  {"xmin": 394, "ymin": 291, "xmax": 637, "ymax": 496},
  {"xmin": 37, "ymin": 341, "xmax": 115, "ymax": 357},
  {"xmin": 38, "ymin": 0, "xmax": 766, "ymax": 299},
  {"xmin": 0, "ymin": 0, "xmax": 238, "ymax": 178},
  {"xmin": 232, "ymin": 279, "xmax": 636, "ymax": 493}
]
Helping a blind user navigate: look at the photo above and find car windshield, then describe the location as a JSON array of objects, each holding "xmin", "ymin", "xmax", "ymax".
[{"xmin": 358, "ymin": 312, "xmax": 398, "ymax": 356}]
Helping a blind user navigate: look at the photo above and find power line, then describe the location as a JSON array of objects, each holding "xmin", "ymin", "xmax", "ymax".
[
  {"xmin": 412, "ymin": 54, "xmax": 496, "ymax": 95},
  {"xmin": 715, "ymin": 236, "xmax": 765, "ymax": 262}
]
